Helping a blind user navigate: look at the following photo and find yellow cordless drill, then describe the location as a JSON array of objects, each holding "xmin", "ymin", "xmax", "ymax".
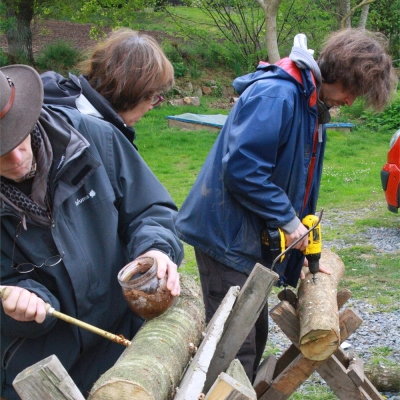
[
  {"xmin": 261, "ymin": 210, "xmax": 323, "ymax": 282},
  {"xmin": 301, "ymin": 214, "xmax": 322, "ymax": 283}
]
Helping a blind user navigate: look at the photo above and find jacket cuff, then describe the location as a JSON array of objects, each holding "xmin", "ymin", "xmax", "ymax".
[{"xmin": 281, "ymin": 216, "xmax": 301, "ymax": 234}]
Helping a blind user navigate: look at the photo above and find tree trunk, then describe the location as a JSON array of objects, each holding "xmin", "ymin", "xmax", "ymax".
[
  {"xmin": 297, "ymin": 249, "xmax": 345, "ymax": 361},
  {"xmin": 256, "ymin": 0, "xmax": 282, "ymax": 63},
  {"xmin": 365, "ymin": 364, "xmax": 400, "ymax": 392},
  {"xmin": 88, "ymin": 274, "xmax": 205, "ymax": 400},
  {"xmin": 336, "ymin": 0, "xmax": 351, "ymax": 28},
  {"xmin": 358, "ymin": 3, "xmax": 370, "ymax": 28},
  {"xmin": 3, "ymin": 0, "xmax": 35, "ymax": 64}
]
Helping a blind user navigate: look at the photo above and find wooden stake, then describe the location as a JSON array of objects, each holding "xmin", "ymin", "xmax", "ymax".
[
  {"xmin": 13, "ymin": 354, "xmax": 85, "ymax": 400},
  {"xmin": 0, "ymin": 285, "xmax": 131, "ymax": 347}
]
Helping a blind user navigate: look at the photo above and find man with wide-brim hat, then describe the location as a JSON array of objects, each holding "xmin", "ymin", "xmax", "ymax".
[
  {"xmin": 0, "ymin": 64, "xmax": 43, "ymax": 158},
  {"xmin": 0, "ymin": 64, "xmax": 183, "ymax": 400}
]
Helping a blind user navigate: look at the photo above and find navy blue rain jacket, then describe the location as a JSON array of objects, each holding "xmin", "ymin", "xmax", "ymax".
[{"xmin": 176, "ymin": 59, "xmax": 326, "ymax": 287}]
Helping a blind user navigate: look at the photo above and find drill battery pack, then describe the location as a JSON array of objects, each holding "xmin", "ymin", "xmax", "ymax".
[{"xmin": 261, "ymin": 227, "xmax": 286, "ymax": 265}]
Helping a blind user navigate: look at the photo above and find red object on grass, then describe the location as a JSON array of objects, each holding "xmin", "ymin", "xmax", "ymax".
[{"xmin": 381, "ymin": 129, "xmax": 400, "ymax": 213}]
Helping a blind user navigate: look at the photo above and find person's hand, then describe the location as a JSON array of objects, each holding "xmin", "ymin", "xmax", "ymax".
[
  {"xmin": 137, "ymin": 250, "xmax": 180, "ymax": 296},
  {"xmin": 299, "ymin": 259, "xmax": 332, "ymax": 280},
  {"xmin": 284, "ymin": 223, "xmax": 309, "ymax": 251},
  {"xmin": 1, "ymin": 286, "xmax": 47, "ymax": 323}
]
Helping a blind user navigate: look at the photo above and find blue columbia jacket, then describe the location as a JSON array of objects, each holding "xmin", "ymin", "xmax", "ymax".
[{"xmin": 176, "ymin": 58, "xmax": 326, "ymax": 287}]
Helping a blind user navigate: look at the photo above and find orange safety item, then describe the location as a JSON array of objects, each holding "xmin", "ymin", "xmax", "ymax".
[{"xmin": 381, "ymin": 129, "xmax": 400, "ymax": 213}]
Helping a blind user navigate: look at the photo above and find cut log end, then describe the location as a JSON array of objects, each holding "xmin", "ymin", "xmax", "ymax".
[{"xmin": 299, "ymin": 329, "xmax": 340, "ymax": 361}]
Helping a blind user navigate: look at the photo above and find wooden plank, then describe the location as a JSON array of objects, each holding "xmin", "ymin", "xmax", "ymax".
[
  {"xmin": 316, "ymin": 354, "xmax": 372, "ymax": 400},
  {"xmin": 273, "ymin": 344, "xmax": 300, "ymax": 379},
  {"xmin": 253, "ymin": 354, "xmax": 277, "ymax": 397},
  {"xmin": 259, "ymin": 354, "xmax": 322, "ymax": 400},
  {"xmin": 277, "ymin": 289, "xmax": 298, "ymax": 309},
  {"xmin": 348, "ymin": 355, "xmax": 365, "ymax": 387},
  {"xmin": 203, "ymin": 264, "xmax": 279, "ymax": 393},
  {"xmin": 226, "ymin": 359, "xmax": 255, "ymax": 395},
  {"xmin": 269, "ymin": 301, "xmax": 299, "ymax": 346},
  {"xmin": 335, "ymin": 348, "xmax": 384, "ymax": 400},
  {"xmin": 205, "ymin": 372, "xmax": 256, "ymax": 400},
  {"xmin": 13, "ymin": 354, "xmax": 85, "ymax": 400},
  {"xmin": 175, "ymin": 286, "xmax": 240, "ymax": 400},
  {"xmin": 337, "ymin": 288, "xmax": 352, "ymax": 310},
  {"xmin": 361, "ymin": 377, "xmax": 385, "ymax": 400}
]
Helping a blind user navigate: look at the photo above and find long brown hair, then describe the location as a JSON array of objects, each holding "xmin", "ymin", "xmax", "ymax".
[
  {"xmin": 79, "ymin": 28, "xmax": 174, "ymax": 112},
  {"xmin": 318, "ymin": 29, "xmax": 398, "ymax": 111}
]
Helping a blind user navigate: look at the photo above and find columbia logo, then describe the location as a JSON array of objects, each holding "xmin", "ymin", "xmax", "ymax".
[{"xmin": 75, "ymin": 190, "xmax": 96, "ymax": 206}]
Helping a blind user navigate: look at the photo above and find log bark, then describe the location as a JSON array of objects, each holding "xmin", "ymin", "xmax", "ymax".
[
  {"xmin": 88, "ymin": 274, "xmax": 205, "ymax": 400},
  {"xmin": 297, "ymin": 249, "xmax": 345, "ymax": 361},
  {"xmin": 364, "ymin": 364, "xmax": 400, "ymax": 392}
]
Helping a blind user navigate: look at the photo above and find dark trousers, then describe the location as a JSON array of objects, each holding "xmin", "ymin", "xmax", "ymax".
[{"xmin": 195, "ymin": 248, "xmax": 269, "ymax": 382}]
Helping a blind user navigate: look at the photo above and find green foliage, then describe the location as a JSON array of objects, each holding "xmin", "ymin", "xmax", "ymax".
[
  {"xmin": 0, "ymin": 49, "xmax": 9, "ymax": 67},
  {"xmin": 370, "ymin": 347, "xmax": 397, "ymax": 365},
  {"xmin": 172, "ymin": 61, "xmax": 187, "ymax": 78},
  {"xmin": 334, "ymin": 90, "xmax": 400, "ymax": 132},
  {"xmin": 360, "ymin": 93, "xmax": 400, "ymax": 132},
  {"xmin": 35, "ymin": 40, "xmax": 82, "ymax": 74},
  {"xmin": 367, "ymin": 0, "xmax": 400, "ymax": 63}
]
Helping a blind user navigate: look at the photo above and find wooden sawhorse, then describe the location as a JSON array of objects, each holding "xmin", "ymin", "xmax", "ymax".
[{"xmin": 254, "ymin": 290, "xmax": 383, "ymax": 400}]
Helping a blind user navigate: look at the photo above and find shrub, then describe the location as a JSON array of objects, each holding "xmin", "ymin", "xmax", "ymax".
[
  {"xmin": 172, "ymin": 61, "xmax": 187, "ymax": 78},
  {"xmin": 35, "ymin": 40, "xmax": 81, "ymax": 74},
  {"xmin": 0, "ymin": 49, "xmax": 9, "ymax": 67},
  {"xmin": 360, "ymin": 91, "xmax": 400, "ymax": 132}
]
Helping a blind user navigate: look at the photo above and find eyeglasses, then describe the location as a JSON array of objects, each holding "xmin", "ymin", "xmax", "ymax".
[
  {"xmin": 11, "ymin": 222, "xmax": 63, "ymax": 274},
  {"xmin": 151, "ymin": 94, "xmax": 164, "ymax": 107}
]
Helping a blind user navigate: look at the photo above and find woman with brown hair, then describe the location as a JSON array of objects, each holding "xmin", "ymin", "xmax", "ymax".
[{"xmin": 41, "ymin": 28, "xmax": 174, "ymax": 146}]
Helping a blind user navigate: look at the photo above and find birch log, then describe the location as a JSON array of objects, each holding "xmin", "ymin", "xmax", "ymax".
[
  {"xmin": 297, "ymin": 249, "xmax": 345, "ymax": 361},
  {"xmin": 88, "ymin": 274, "xmax": 205, "ymax": 400}
]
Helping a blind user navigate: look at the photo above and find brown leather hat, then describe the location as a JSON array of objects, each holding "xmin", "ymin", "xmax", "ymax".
[{"xmin": 0, "ymin": 64, "xmax": 43, "ymax": 156}]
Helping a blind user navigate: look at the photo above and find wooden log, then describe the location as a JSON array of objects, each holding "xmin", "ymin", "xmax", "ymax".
[
  {"xmin": 203, "ymin": 264, "xmax": 279, "ymax": 393},
  {"xmin": 364, "ymin": 364, "xmax": 400, "ymax": 392},
  {"xmin": 88, "ymin": 274, "xmax": 205, "ymax": 400},
  {"xmin": 175, "ymin": 286, "xmax": 240, "ymax": 400},
  {"xmin": 12, "ymin": 354, "xmax": 85, "ymax": 400},
  {"xmin": 297, "ymin": 249, "xmax": 345, "ymax": 361}
]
